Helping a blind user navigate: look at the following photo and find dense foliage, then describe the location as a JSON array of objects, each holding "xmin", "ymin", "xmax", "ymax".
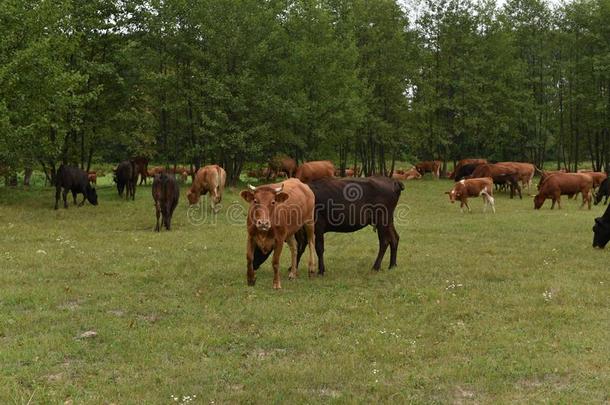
[{"xmin": 0, "ymin": 0, "xmax": 608, "ymax": 184}]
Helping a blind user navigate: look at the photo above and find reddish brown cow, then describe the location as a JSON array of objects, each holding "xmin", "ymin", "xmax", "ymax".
[
  {"xmin": 240, "ymin": 178, "xmax": 316, "ymax": 289},
  {"xmin": 334, "ymin": 168, "xmax": 356, "ymax": 177},
  {"xmin": 499, "ymin": 162, "xmax": 535, "ymax": 193},
  {"xmin": 445, "ymin": 178, "xmax": 495, "ymax": 213},
  {"xmin": 295, "ymin": 160, "xmax": 335, "ymax": 183},
  {"xmin": 415, "ymin": 160, "xmax": 441, "ymax": 179},
  {"xmin": 392, "ymin": 167, "xmax": 421, "ymax": 180},
  {"xmin": 186, "ymin": 165, "xmax": 226, "ymax": 211},
  {"xmin": 87, "ymin": 171, "xmax": 97, "ymax": 184},
  {"xmin": 471, "ymin": 163, "xmax": 522, "ymax": 199},
  {"xmin": 452, "ymin": 158, "xmax": 488, "ymax": 179},
  {"xmin": 534, "ymin": 173, "xmax": 593, "ymax": 210},
  {"xmin": 581, "ymin": 172, "xmax": 607, "ymax": 189},
  {"xmin": 131, "ymin": 156, "xmax": 149, "ymax": 185}
]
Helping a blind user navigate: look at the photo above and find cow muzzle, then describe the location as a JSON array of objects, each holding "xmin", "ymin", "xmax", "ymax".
[{"xmin": 256, "ymin": 219, "xmax": 271, "ymax": 231}]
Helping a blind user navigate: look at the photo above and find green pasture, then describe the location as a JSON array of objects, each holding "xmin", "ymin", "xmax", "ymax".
[{"xmin": 0, "ymin": 175, "xmax": 608, "ymax": 403}]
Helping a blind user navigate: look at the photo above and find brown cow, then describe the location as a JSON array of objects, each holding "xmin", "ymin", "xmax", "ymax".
[
  {"xmin": 471, "ymin": 163, "xmax": 522, "ymax": 199},
  {"xmin": 87, "ymin": 171, "xmax": 97, "ymax": 185},
  {"xmin": 392, "ymin": 167, "xmax": 421, "ymax": 180},
  {"xmin": 186, "ymin": 165, "xmax": 226, "ymax": 211},
  {"xmin": 499, "ymin": 162, "xmax": 535, "ymax": 193},
  {"xmin": 295, "ymin": 160, "xmax": 335, "ymax": 183},
  {"xmin": 581, "ymin": 172, "xmax": 607, "ymax": 189},
  {"xmin": 445, "ymin": 178, "xmax": 495, "ymax": 213},
  {"xmin": 152, "ymin": 172, "xmax": 179, "ymax": 232},
  {"xmin": 268, "ymin": 156, "xmax": 297, "ymax": 179},
  {"xmin": 534, "ymin": 173, "xmax": 593, "ymax": 210},
  {"xmin": 132, "ymin": 156, "xmax": 149, "ymax": 185},
  {"xmin": 334, "ymin": 168, "xmax": 356, "ymax": 177},
  {"xmin": 415, "ymin": 160, "xmax": 441, "ymax": 179},
  {"xmin": 240, "ymin": 179, "xmax": 316, "ymax": 289},
  {"xmin": 452, "ymin": 158, "xmax": 488, "ymax": 179}
]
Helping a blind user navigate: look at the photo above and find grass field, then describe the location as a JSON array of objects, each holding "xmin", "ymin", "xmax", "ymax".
[{"xmin": 0, "ymin": 174, "xmax": 608, "ymax": 404}]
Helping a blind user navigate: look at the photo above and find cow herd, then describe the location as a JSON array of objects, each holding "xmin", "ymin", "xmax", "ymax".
[{"xmin": 51, "ymin": 156, "xmax": 609, "ymax": 288}]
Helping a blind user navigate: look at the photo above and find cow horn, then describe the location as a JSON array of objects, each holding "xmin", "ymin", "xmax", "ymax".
[
  {"xmin": 274, "ymin": 184, "xmax": 284, "ymax": 193},
  {"xmin": 248, "ymin": 184, "xmax": 256, "ymax": 191}
]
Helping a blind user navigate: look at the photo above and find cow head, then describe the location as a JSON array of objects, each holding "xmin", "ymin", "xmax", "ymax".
[
  {"xmin": 533, "ymin": 194, "xmax": 545, "ymax": 209},
  {"xmin": 445, "ymin": 182, "xmax": 464, "ymax": 203},
  {"xmin": 240, "ymin": 184, "xmax": 289, "ymax": 231},
  {"xmin": 186, "ymin": 189, "xmax": 199, "ymax": 205},
  {"xmin": 592, "ymin": 217, "xmax": 610, "ymax": 248},
  {"xmin": 86, "ymin": 184, "xmax": 98, "ymax": 206}
]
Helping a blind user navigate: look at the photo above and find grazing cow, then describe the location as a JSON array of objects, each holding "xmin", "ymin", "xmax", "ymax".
[
  {"xmin": 392, "ymin": 167, "xmax": 421, "ymax": 180},
  {"xmin": 471, "ymin": 163, "xmax": 522, "ymax": 199},
  {"xmin": 132, "ymin": 156, "xmax": 149, "ymax": 185},
  {"xmin": 115, "ymin": 160, "xmax": 137, "ymax": 200},
  {"xmin": 291, "ymin": 176, "xmax": 404, "ymax": 275},
  {"xmin": 268, "ymin": 155, "xmax": 297, "ymax": 179},
  {"xmin": 240, "ymin": 178, "xmax": 316, "ymax": 289},
  {"xmin": 452, "ymin": 159, "xmax": 488, "ymax": 179},
  {"xmin": 54, "ymin": 165, "xmax": 98, "ymax": 209},
  {"xmin": 87, "ymin": 171, "xmax": 97, "ymax": 185},
  {"xmin": 295, "ymin": 160, "xmax": 335, "ymax": 183},
  {"xmin": 445, "ymin": 178, "xmax": 495, "ymax": 213},
  {"xmin": 152, "ymin": 173, "xmax": 179, "ymax": 231},
  {"xmin": 592, "ymin": 203, "xmax": 610, "ymax": 248},
  {"xmin": 534, "ymin": 173, "xmax": 593, "ymax": 210},
  {"xmin": 499, "ymin": 162, "xmax": 535, "ymax": 193},
  {"xmin": 454, "ymin": 163, "xmax": 484, "ymax": 181},
  {"xmin": 594, "ymin": 178, "xmax": 609, "ymax": 205},
  {"xmin": 415, "ymin": 160, "xmax": 441, "ymax": 179},
  {"xmin": 186, "ymin": 164, "xmax": 226, "ymax": 211}
]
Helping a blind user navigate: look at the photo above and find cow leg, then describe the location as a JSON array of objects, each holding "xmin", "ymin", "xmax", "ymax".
[
  {"xmin": 287, "ymin": 235, "xmax": 298, "ymax": 280},
  {"xmin": 72, "ymin": 190, "xmax": 78, "ymax": 205},
  {"xmin": 155, "ymin": 202, "xmax": 161, "ymax": 232},
  {"xmin": 54, "ymin": 187, "xmax": 61, "ymax": 210},
  {"xmin": 605, "ymin": 195, "xmax": 609, "ymax": 205},
  {"xmin": 62, "ymin": 189, "xmax": 69, "ymax": 208},
  {"xmin": 271, "ymin": 240, "xmax": 284, "ymax": 289},
  {"xmin": 388, "ymin": 224, "xmax": 399, "ymax": 269},
  {"xmin": 305, "ymin": 222, "xmax": 316, "ymax": 277},
  {"xmin": 79, "ymin": 193, "xmax": 87, "ymax": 206},
  {"xmin": 315, "ymin": 232, "xmax": 325, "ymax": 276},
  {"xmin": 373, "ymin": 226, "xmax": 391, "ymax": 271},
  {"xmin": 246, "ymin": 237, "xmax": 256, "ymax": 286}
]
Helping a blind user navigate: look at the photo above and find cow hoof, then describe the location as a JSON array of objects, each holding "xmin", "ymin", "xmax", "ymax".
[
  {"xmin": 247, "ymin": 279, "xmax": 256, "ymax": 286},
  {"xmin": 288, "ymin": 272, "xmax": 297, "ymax": 280},
  {"xmin": 273, "ymin": 284, "xmax": 281, "ymax": 290}
]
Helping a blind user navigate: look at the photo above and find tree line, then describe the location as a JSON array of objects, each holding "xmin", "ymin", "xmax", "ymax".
[{"xmin": 0, "ymin": 0, "xmax": 608, "ymax": 185}]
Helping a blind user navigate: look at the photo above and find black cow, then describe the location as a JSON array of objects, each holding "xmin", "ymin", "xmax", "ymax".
[
  {"xmin": 54, "ymin": 165, "xmax": 98, "ymax": 209},
  {"xmin": 253, "ymin": 176, "xmax": 404, "ymax": 275},
  {"xmin": 115, "ymin": 160, "xmax": 137, "ymax": 200},
  {"xmin": 592, "ymin": 203, "xmax": 610, "ymax": 248},
  {"xmin": 454, "ymin": 163, "xmax": 483, "ymax": 181},
  {"xmin": 594, "ymin": 178, "xmax": 609, "ymax": 205},
  {"xmin": 152, "ymin": 173, "xmax": 179, "ymax": 231}
]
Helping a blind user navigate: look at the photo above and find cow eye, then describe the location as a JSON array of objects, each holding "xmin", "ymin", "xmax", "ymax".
[
  {"xmin": 271, "ymin": 200, "xmax": 276, "ymax": 205},
  {"xmin": 254, "ymin": 199, "xmax": 258, "ymax": 204}
]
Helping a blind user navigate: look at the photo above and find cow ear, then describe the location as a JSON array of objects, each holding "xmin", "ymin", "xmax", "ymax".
[
  {"xmin": 240, "ymin": 190, "xmax": 254, "ymax": 203},
  {"xmin": 444, "ymin": 191, "xmax": 450, "ymax": 194},
  {"xmin": 275, "ymin": 191, "xmax": 289, "ymax": 203}
]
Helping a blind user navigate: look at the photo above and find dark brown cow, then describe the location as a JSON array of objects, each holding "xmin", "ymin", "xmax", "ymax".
[
  {"xmin": 268, "ymin": 156, "xmax": 297, "ymax": 179},
  {"xmin": 186, "ymin": 165, "xmax": 226, "ymax": 211},
  {"xmin": 471, "ymin": 163, "xmax": 522, "ymax": 199},
  {"xmin": 452, "ymin": 158, "xmax": 488, "ymax": 179},
  {"xmin": 152, "ymin": 172, "xmax": 179, "ymax": 231},
  {"xmin": 240, "ymin": 178, "xmax": 316, "ymax": 289},
  {"xmin": 295, "ymin": 160, "xmax": 335, "ymax": 183},
  {"xmin": 445, "ymin": 178, "xmax": 495, "ymax": 213},
  {"xmin": 415, "ymin": 160, "xmax": 441, "ymax": 179},
  {"xmin": 534, "ymin": 173, "xmax": 593, "ymax": 210},
  {"xmin": 132, "ymin": 156, "xmax": 149, "ymax": 185}
]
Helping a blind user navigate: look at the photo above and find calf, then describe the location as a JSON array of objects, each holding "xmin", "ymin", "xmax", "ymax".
[
  {"xmin": 295, "ymin": 160, "xmax": 335, "ymax": 183},
  {"xmin": 152, "ymin": 173, "xmax": 179, "ymax": 231},
  {"xmin": 445, "ymin": 178, "xmax": 495, "ymax": 213},
  {"xmin": 392, "ymin": 167, "xmax": 421, "ymax": 180},
  {"xmin": 115, "ymin": 160, "xmax": 137, "ymax": 200},
  {"xmin": 592, "ymin": 203, "xmax": 610, "ymax": 248},
  {"xmin": 240, "ymin": 179, "xmax": 316, "ymax": 289},
  {"xmin": 54, "ymin": 165, "xmax": 98, "ymax": 209},
  {"xmin": 295, "ymin": 176, "xmax": 403, "ymax": 275},
  {"xmin": 415, "ymin": 160, "xmax": 441, "ymax": 179},
  {"xmin": 594, "ymin": 178, "xmax": 609, "ymax": 205},
  {"xmin": 534, "ymin": 173, "xmax": 593, "ymax": 210},
  {"xmin": 187, "ymin": 165, "xmax": 226, "ymax": 211}
]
